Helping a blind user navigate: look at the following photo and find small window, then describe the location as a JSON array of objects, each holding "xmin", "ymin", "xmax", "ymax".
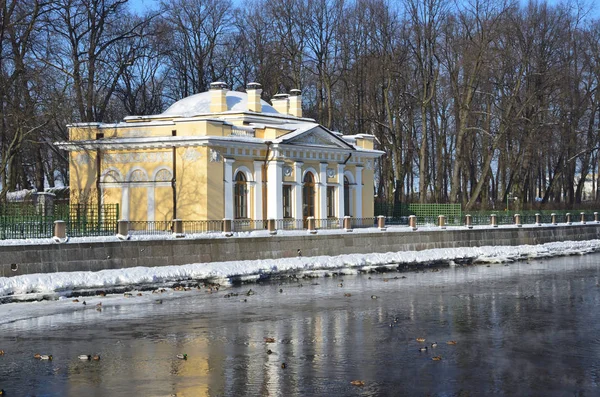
[
  {"xmin": 283, "ymin": 185, "xmax": 293, "ymax": 218},
  {"xmin": 327, "ymin": 186, "xmax": 336, "ymax": 218}
]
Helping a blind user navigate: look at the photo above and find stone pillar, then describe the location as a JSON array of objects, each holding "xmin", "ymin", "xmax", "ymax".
[
  {"xmin": 354, "ymin": 166, "xmax": 363, "ymax": 218},
  {"xmin": 595, "ymin": 212, "xmax": 599, "ymax": 223},
  {"xmin": 581, "ymin": 212, "xmax": 586, "ymax": 224},
  {"xmin": 117, "ymin": 219, "xmax": 129, "ymax": 237},
  {"xmin": 344, "ymin": 216, "xmax": 353, "ymax": 232},
  {"xmin": 267, "ymin": 160, "xmax": 283, "ymax": 219},
  {"xmin": 409, "ymin": 215, "xmax": 417, "ymax": 231},
  {"xmin": 173, "ymin": 219, "xmax": 184, "ymax": 237},
  {"xmin": 35, "ymin": 192, "xmax": 56, "ymax": 217},
  {"xmin": 253, "ymin": 160, "xmax": 263, "ymax": 221},
  {"xmin": 465, "ymin": 214, "xmax": 472, "ymax": 229},
  {"xmin": 294, "ymin": 162, "xmax": 303, "ymax": 220},
  {"xmin": 438, "ymin": 215, "xmax": 446, "ymax": 229},
  {"xmin": 551, "ymin": 213, "xmax": 557, "ymax": 225},
  {"xmin": 267, "ymin": 219, "xmax": 277, "ymax": 235},
  {"xmin": 319, "ymin": 163, "xmax": 327, "ymax": 220},
  {"xmin": 307, "ymin": 216, "xmax": 317, "ymax": 234},
  {"xmin": 53, "ymin": 220, "xmax": 66, "ymax": 239},
  {"xmin": 514, "ymin": 214, "xmax": 522, "ymax": 227},
  {"xmin": 224, "ymin": 158, "xmax": 234, "ymax": 219},
  {"xmin": 222, "ymin": 218, "xmax": 232, "ymax": 237},
  {"xmin": 337, "ymin": 164, "xmax": 345, "ymax": 220},
  {"xmin": 535, "ymin": 213, "xmax": 541, "ymax": 226},
  {"xmin": 490, "ymin": 214, "xmax": 498, "ymax": 227},
  {"xmin": 377, "ymin": 215, "xmax": 386, "ymax": 231},
  {"xmin": 566, "ymin": 213, "xmax": 572, "ymax": 225}
]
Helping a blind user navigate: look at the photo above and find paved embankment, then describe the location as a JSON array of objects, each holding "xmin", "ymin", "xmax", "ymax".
[{"xmin": 1, "ymin": 224, "xmax": 599, "ymax": 277}]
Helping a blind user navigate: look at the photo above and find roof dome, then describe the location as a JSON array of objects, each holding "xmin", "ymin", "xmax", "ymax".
[{"xmin": 161, "ymin": 91, "xmax": 279, "ymax": 117}]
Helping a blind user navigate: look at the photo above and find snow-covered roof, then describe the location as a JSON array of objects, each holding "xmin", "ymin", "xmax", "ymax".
[{"xmin": 160, "ymin": 91, "xmax": 279, "ymax": 117}]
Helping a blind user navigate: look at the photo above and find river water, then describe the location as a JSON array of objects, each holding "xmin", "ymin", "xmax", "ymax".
[{"xmin": 2, "ymin": 254, "xmax": 600, "ymax": 396}]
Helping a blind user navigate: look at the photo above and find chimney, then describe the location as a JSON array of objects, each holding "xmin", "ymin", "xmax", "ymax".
[
  {"xmin": 272, "ymin": 93, "xmax": 289, "ymax": 115},
  {"xmin": 289, "ymin": 89, "xmax": 302, "ymax": 117},
  {"xmin": 210, "ymin": 82, "xmax": 228, "ymax": 113},
  {"xmin": 246, "ymin": 82, "xmax": 262, "ymax": 112}
]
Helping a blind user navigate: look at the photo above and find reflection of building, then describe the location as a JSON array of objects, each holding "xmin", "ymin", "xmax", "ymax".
[{"xmin": 57, "ymin": 83, "xmax": 383, "ymax": 222}]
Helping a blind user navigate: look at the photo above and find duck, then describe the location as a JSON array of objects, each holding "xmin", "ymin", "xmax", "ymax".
[
  {"xmin": 338, "ymin": 283, "xmax": 343, "ymax": 287},
  {"xmin": 350, "ymin": 380, "xmax": 365, "ymax": 387},
  {"xmin": 432, "ymin": 356, "xmax": 442, "ymax": 361},
  {"xmin": 264, "ymin": 337, "xmax": 276, "ymax": 343},
  {"xmin": 78, "ymin": 355, "xmax": 91, "ymax": 361},
  {"xmin": 267, "ymin": 349, "xmax": 273, "ymax": 355},
  {"xmin": 0, "ymin": 388, "xmax": 4, "ymax": 395},
  {"xmin": 416, "ymin": 338, "xmax": 426, "ymax": 343},
  {"xmin": 344, "ymin": 293, "xmax": 352, "ymax": 297},
  {"xmin": 0, "ymin": 350, "xmax": 4, "ymax": 355},
  {"xmin": 281, "ymin": 363, "xmax": 287, "ymax": 369},
  {"xmin": 40, "ymin": 355, "xmax": 52, "ymax": 360},
  {"xmin": 418, "ymin": 347, "xmax": 428, "ymax": 352},
  {"xmin": 34, "ymin": 353, "xmax": 41, "ymax": 359},
  {"xmin": 371, "ymin": 295, "xmax": 378, "ymax": 299},
  {"xmin": 92, "ymin": 355, "xmax": 101, "ymax": 361},
  {"xmin": 431, "ymin": 342, "xmax": 438, "ymax": 348},
  {"xmin": 72, "ymin": 299, "xmax": 79, "ymax": 303},
  {"xmin": 447, "ymin": 340, "xmax": 457, "ymax": 345},
  {"xmin": 176, "ymin": 354, "xmax": 187, "ymax": 360}
]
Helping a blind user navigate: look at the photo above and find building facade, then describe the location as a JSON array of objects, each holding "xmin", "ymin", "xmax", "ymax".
[{"xmin": 57, "ymin": 83, "xmax": 384, "ymax": 224}]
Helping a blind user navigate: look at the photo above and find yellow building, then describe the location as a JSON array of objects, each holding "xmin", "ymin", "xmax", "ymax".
[{"xmin": 57, "ymin": 83, "xmax": 383, "ymax": 224}]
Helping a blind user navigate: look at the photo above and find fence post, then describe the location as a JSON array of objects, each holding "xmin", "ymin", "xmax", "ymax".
[
  {"xmin": 551, "ymin": 213, "xmax": 557, "ymax": 225},
  {"xmin": 377, "ymin": 215, "xmax": 386, "ymax": 231},
  {"xmin": 307, "ymin": 216, "xmax": 317, "ymax": 234},
  {"xmin": 465, "ymin": 214, "xmax": 472, "ymax": 229},
  {"xmin": 343, "ymin": 216, "xmax": 353, "ymax": 232},
  {"xmin": 595, "ymin": 212, "xmax": 599, "ymax": 224},
  {"xmin": 222, "ymin": 218, "xmax": 233, "ymax": 237},
  {"xmin": 438, "ymin": 215, "xmax": 446, "ymax": 229},
  {"xmin": 173, "ymin": 219, "xmax": 184, "ymax": 238},
  {"xmin": 490, "ymin": 214, "xmax": 498, "ymax": 228},
  {"xmin": 566, "ymin": 213, "xmax": 572, "ymax": 225},
  {"xmin": 408, "ymin": 215, "xmax": 417, "ymax": 231},
  {"xmin": 535, "ymin": 213, "xmax": 541, "ymax": 226},
  {"xmin": 514, "ymin": 214, "xmax": 522, "ymax": 227},
  {"xmin": 116, "ymin": 219, "xmax": 129, "ymax": 240},
  {"xmin": 268, "ymin": 219, "xmax": 277, "ymax": 235},
  {"xmin": 53, "ymin": 220, "xmax": 66, "ymax": 241},
  {"xmin": 581, "ymin": 212, "xmax": 586, "ymax": 225}
]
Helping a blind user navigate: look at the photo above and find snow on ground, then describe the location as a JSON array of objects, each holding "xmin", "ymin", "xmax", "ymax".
[{"xmin": 1, "ymin": 239, "xmax": 599, "ymax": 302}]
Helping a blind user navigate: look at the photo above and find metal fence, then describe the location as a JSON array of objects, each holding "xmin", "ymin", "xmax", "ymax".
[{"xmin": 0, "ymin": 203, "xmax": 119, "ymax": 239}]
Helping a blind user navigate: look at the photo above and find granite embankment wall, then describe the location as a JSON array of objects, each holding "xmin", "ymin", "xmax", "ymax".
[{"xmin": 1, "ymin": 224, "xmax": 600, "ymax": 277}]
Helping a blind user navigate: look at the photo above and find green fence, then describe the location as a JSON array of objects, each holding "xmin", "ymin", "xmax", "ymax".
[{"xmin": 0, "ymin": 203, "xmax": 119, "ymax": 239}]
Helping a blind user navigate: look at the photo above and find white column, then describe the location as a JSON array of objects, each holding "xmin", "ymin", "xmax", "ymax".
[
  {"xmin": 267, "ymin": 160, "xmax": 283, "ymax": 219},
  {"xmin": 253, "ymin": 160, "xmax": 263, "ymax": 220},
  {"xmin": 355, "ymin": 166, "xmax": 363, "ymax": 218},
  {"xmin": 294, "ymin": 161, "xmax": 303, "ymax": 219},
  {"xmin": 121, "ymin": 185, "xmax": 130, "ymax": 220},
  {"xmin": 147, "ymin": 186, "xmax": 155, "ymax": 221},
  {"xmin": 319, "ymin": 163, "xmax": 327, "ymax": 219},
  {"xmin": 224, "ymin": 158, "xmax": 234, "ymax": 219},
  {"xmin": 337, "ymin": 164, "xmax": 345, "ymax": 219}
]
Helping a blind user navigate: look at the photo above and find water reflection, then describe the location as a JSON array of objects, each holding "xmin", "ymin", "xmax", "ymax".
[{"xmin": 2, "ymin": 255, "xmax": 600, "ymax": 395}]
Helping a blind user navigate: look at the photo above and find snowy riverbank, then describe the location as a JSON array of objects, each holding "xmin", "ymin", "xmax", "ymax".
[{"xmin": 1, "ymin": 239, "xmax": 599, "ymax": 302}]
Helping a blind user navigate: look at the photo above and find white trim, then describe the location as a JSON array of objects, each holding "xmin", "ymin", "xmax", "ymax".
[
  {"xmin": 224, "ymin": 158, "xmax": 234, "ymax": 219},
  {"xmin": 101, "ymin": 167, "xmax": 123, "ymax": 182},
  {"xmin": 126, "ymin": 166, "xmax": 149, "ymax": 181},
  {"xmin": 337, "ymin": 164, "xmax": 345, "ymax": 219},
  {"xmin": 319, "ymin": 163, "xmax": 327, "ymax": 219},
  {"xmin": 122, "ymin": 186, "xmax": 130, "ymax": 220},
  {"xmin": 343, "ymin": 170, "xmax": 356, "ymax": 185},
  {"xmin": 253, "ymin": 161, "xmax": 263, "ymax": 220},
  {"xmin": 234, "ymin": 165, "xmax": 254, "ymax": 182},
  {"xmin": 294, "ymin": 161, "xmax": 303, "ymax": 219},
  {"xmin": 355, "ymin": 166, "xmax": 363, "ymax": 218},
  {"xmin": 151, "ymin": 166, "xmax": 173, "ymax": 181},
  {"xmin": 302, "ymin": 167, "xmax": 320, "ymax": 184},
  {"xmin": 267, "ymin": 160, "xmax": 284, "ymax": 219},
  {"xmin": 147, "ymin": 187, "xmax": 155, "ymax": 221}
]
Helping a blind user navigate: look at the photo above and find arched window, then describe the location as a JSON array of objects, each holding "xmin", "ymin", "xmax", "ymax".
[
  {"xmin": 303, "ymin": 172, "xmax": 315, "ymax": 219},
  {"xmin": 344, "ymin": 176, "xmax": 351, "ymax": 216},
  {"xmin": 234, "ymin": 172, "xmax": 248, "ymax": 219}
]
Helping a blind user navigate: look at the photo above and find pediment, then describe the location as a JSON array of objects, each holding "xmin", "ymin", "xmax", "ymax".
[{"xmin": 282, "ymin": 126, "xmax": 353, "ymax": 149}]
